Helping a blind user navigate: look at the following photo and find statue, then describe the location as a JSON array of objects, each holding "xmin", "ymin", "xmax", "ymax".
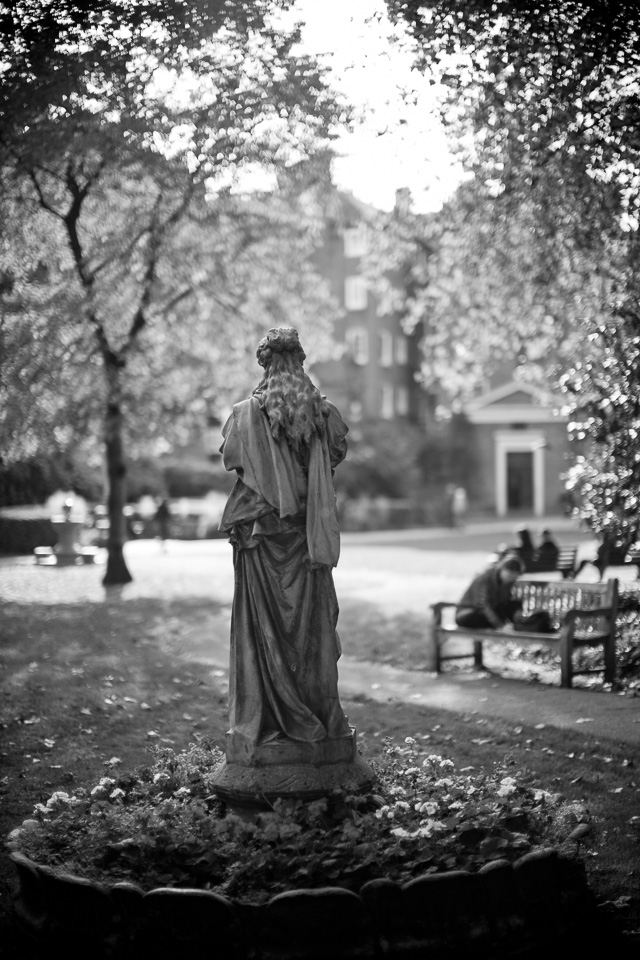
[{"xmin": 212, "ymin": 328, "xmax": 373, "ymax": 805}]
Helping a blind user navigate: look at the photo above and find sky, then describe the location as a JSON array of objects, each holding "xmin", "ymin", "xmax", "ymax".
[{"xmin": 290, "ymin": 0, "xmax": 464, "ymax": 213}]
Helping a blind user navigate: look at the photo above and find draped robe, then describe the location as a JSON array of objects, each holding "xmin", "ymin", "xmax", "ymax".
[{"xmin": 219, "ymin": 396, "xmax": 352, "ymax": 748}]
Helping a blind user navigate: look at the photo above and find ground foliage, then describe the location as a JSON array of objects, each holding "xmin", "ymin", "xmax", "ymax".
[{"xmin": 12, "ymin": 738, "xmax": 585, "ymax": 902}]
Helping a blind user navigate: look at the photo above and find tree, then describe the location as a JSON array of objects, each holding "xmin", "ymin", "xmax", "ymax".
[
  {"xmin": 0, "ymin": 1, "xmax": 347, "ymax": 582},
  {"xmin": 385, "ymin": 1, "xmax": 640, "ymax": 536}
]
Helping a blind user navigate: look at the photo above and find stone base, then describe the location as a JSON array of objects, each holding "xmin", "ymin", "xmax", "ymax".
[
  {"xmin": 212, "ymin": 728, "xmax": 375, "ymax": 807},
  {"xmin": 34, "ymin": 546, "xmax": 98, "ymax": 566}
]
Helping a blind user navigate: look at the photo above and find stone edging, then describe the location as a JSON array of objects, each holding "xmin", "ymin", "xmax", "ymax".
[{"xmin": 9, "ymin": 847, "xmax": 598, "ymax": 959}]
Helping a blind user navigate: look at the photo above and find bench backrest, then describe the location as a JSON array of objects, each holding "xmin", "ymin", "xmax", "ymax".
[
  {"xmin": 513, "ymin": 578, "xmax": 618, "ymax": 631},
  {"xmin": 524, "ymin": 545, "xmax": 577, "ymax": 573}
]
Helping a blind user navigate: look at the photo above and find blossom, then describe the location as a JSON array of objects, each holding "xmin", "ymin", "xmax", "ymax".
[
  {"xmin": 497, "ymin": 777, "xmax": 518, "ymax": 797},
  {"xmin": 90, "ymin": 777, "xmax": 116, "ymax": 797}
]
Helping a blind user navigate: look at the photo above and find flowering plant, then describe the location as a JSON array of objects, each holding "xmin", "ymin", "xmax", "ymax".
[{"xmin": 11, "ymin": 736, "xmax": 587, "ymax": 902}]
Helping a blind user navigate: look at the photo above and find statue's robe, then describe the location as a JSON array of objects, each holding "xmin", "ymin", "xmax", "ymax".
[{"xmin": 219, "ymin": 396, "xmax": 352, "ymax": 747}]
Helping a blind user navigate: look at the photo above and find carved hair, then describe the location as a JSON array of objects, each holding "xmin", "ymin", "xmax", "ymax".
[{"xmin": 254, "ymin": 328, "xmax": 326, "ymax": 451}]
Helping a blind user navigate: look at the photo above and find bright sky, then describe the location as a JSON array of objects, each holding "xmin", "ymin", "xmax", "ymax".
[{"xmin": 291, "ymin": 0, "xmax": 464, "ymax": 213}]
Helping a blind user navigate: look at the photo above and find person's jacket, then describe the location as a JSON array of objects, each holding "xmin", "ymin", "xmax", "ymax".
[{"xmin": 458, "ymin": 567, "xmax": 513, "ymax": 628}]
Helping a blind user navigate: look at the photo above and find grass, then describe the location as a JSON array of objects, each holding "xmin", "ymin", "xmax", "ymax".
[{"xmin": 1, "ymin": 568, "xmax": 639, "ymax": 957}]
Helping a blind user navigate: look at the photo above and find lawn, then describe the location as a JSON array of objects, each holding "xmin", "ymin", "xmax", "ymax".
[{"xmin": 1, "ymin": 551, "xmax": 639, "ymax": 957}]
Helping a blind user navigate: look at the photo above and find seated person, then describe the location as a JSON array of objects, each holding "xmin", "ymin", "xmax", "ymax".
[
  {"xmin": 536, "ymin": 528, "xmax": 560, "ymax": 566},
  {"xmin": 455, "ymin": 555, "xmax": 524, "ymax": 630},
  {"xmin": 514, "ymin": 527, "xmax": 536, "ymax": 565},
  {"xmin": 495, "ymin": 528, "xmax": 536, "ymax": 567}
]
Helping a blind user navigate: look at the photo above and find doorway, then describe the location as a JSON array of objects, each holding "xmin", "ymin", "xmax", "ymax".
[{"xmin": 506, "ymin": 451, "xmax": 534, "ymax": 510}]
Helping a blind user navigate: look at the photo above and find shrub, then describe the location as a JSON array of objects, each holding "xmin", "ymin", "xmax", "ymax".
[
  {"xmin": 0, "ymin": 457, "xmax": 102, "ymax": 507},
  {"xmin": 0, "ymin": 515, "xmax": 56, "ymax": 554}
]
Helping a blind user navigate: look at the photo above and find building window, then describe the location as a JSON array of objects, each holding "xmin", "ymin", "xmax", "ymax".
[
  {"xmin": 395, "ymin": 334, "xmax": 408, "ymax": 365},
  {"xmin": 343, "ymin": 223, "xmax": 368, "ymax": 258},
  {"xmin": 396, "ymin": 386, "xmax": 409, "ymax": 416},
  {"xmin": 380, "ymin": 330, "xmax": 393, "ymax": 367},
  {"xmin": 381, "ymin": 383, "xmax": 394, "ymax": 420},
  {"xmin": 344, "ymin": 275, "xmax": 367, "ymax": 311},
  {"xmin": 346, "ymin": 326, "xmax": 368, "ymax": 365}
]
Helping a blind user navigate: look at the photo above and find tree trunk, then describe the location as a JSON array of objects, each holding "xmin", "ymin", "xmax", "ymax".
[{"xmin": 103, "ymin": 360, "xmax": 133, "ymax": 585}]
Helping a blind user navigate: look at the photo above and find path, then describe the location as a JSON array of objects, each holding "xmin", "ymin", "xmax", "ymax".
[{"xmin": 2, "ymin": 519, "xmax": 639, "ymax": 745}]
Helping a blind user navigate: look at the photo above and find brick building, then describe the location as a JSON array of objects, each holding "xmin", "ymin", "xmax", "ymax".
[{"xmin": 310, "ymin": 193, "xmax": 426, "ymax": 428}]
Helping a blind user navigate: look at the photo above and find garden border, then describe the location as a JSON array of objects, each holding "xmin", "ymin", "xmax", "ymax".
[{"xmin": 9, "ymin": 847, "xmax": 601, "ymax": 959}]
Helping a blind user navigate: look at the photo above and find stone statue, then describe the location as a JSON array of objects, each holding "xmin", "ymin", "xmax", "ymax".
[{"xmin": 212, "ymin": 327, "xmax": 372, "ymax": 805}]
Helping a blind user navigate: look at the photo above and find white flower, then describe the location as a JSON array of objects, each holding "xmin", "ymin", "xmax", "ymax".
[
  {"xmin": 393, "ymin": 800, "xmax": 410, "ymax": 812},
  {"xmin": 391, "ymin": 826, "xmax": 411, "ymax": 838},
  {"xmin": 403, "ymin": 767, "xmax": 421, "ymax": 777},
  {"xmin": 404, "ymin": 737, "xmax": 416, "ymax": 745},
  {"xmin": 90, "ymin": 777, "xmax": 115, "ymax": 797},
  {"xmin": 173, "ymin": 787, "xmax": 191, "ymax": 798},
  {"xmin": 109, "ymin": 788, "xmax": 126, "ymax": 800},
  {"xmin": 153, "ymin": 772, "xmax": 171, "ymax": 784},
  {"xmin": 424, "ymin": 755, "xmax": 444, "ymax": 766},
  {"xmin": 417, "ymin": 819, "xmax": 448, "ymax": 837},
  {"xmin": 497, "ymin": 777, "xmax": 518, "ymax": 797},
  {"xmin": 415, "ymin": 801, "xmax": 438, "ymax": 815}
]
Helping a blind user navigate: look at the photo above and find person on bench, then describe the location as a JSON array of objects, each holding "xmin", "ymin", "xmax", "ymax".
[
  {"xmin": 536, "ymin": 528, "xmax": 560, "ymax": 566},
  {"xmin": 455, "ymin": 555, "xmax": 525, "ymax": 631}
]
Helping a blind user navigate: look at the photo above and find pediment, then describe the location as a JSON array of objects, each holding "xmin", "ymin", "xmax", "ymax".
[{"xmin": 465, "ymin": 379, "xmax": 564, "ymax": 424}]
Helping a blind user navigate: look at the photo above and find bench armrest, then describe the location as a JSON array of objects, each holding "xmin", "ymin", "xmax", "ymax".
[{"xmin": 430, "ymin": 601, "xmax": 460, "ymax": 626}]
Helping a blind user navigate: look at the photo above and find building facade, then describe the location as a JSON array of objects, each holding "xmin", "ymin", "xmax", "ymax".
[
  {"xmin": 463, "ymin": 379, "xmax": 571, "ymax": 517},
  {"xmin": 310, "ymin": 193, "xmax": 426, "ymax": 428}
]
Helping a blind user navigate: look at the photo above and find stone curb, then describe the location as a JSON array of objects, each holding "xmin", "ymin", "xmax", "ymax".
[{"xmin": 10, "ymin": 848, "xmax": 599, "ymax": 959}]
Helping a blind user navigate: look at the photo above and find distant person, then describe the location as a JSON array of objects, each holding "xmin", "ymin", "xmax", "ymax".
[
  {"xmin": 506, "ymin": 527, "xmax": 536, "ymax": 566},
  {"xmin": 451, "ymin": 486, "xmax": 468, "ymax": 527},
  {"xmin": 154, "ymin": 498, "xmax": 172, "ymax": 549},
  {"xmin": 536, "ymin": 529, "xmax": 560, "ymax": 566},
  {"xmin": 455, "ymin": 555, "xmax": 524, "ymax": 630}
]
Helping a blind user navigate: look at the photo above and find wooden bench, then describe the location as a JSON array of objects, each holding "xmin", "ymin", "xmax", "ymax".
[
  {"xmin": 430, "ymin": 578, "xmax": 618, "ymax": 688},
  {"xmin": 595, "ymin": 545, "xmax": 640, "ymax": 580},
  {"xmin": 522, "ymin": 545, "xmax": 578, "ymax": 578},
  {"xmin": 491, "ymin": 545, "xmax": 578, "ymax": 578}
]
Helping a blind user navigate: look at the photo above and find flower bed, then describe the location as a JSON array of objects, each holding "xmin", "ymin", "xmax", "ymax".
[{"xmin": 7, "ymin": 739, "xmax": 600, "ymax": 958}]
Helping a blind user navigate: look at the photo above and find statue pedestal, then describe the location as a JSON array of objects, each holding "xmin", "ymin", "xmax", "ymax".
[{"xmin": 212, "ymin": 727, "xmax": 374, "ymax": 808}]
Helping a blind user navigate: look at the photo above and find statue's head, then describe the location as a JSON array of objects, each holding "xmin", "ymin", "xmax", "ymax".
[
  {"xmin": 254, "ymin": 327, "xmax": 324, "ymax": 450},
  {"xmin": 256, "ymin": 328, "xmax": 306, "ymax": 370}
]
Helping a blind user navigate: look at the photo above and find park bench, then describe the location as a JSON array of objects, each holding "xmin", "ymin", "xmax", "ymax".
[
  {"xmin": 430, "ymin": 577, "xmax": 619, "ymax": 689},
  {"xmin": 595, "ymin": 545, "xmax": 640, "ymax": 580},
  {"xmin": 490, "ymin": 545, "xmax": 578, "ymax": 578},
  {"xmin": 523, "ymin": 545, "xmax": 578, "ymax": 578}
]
